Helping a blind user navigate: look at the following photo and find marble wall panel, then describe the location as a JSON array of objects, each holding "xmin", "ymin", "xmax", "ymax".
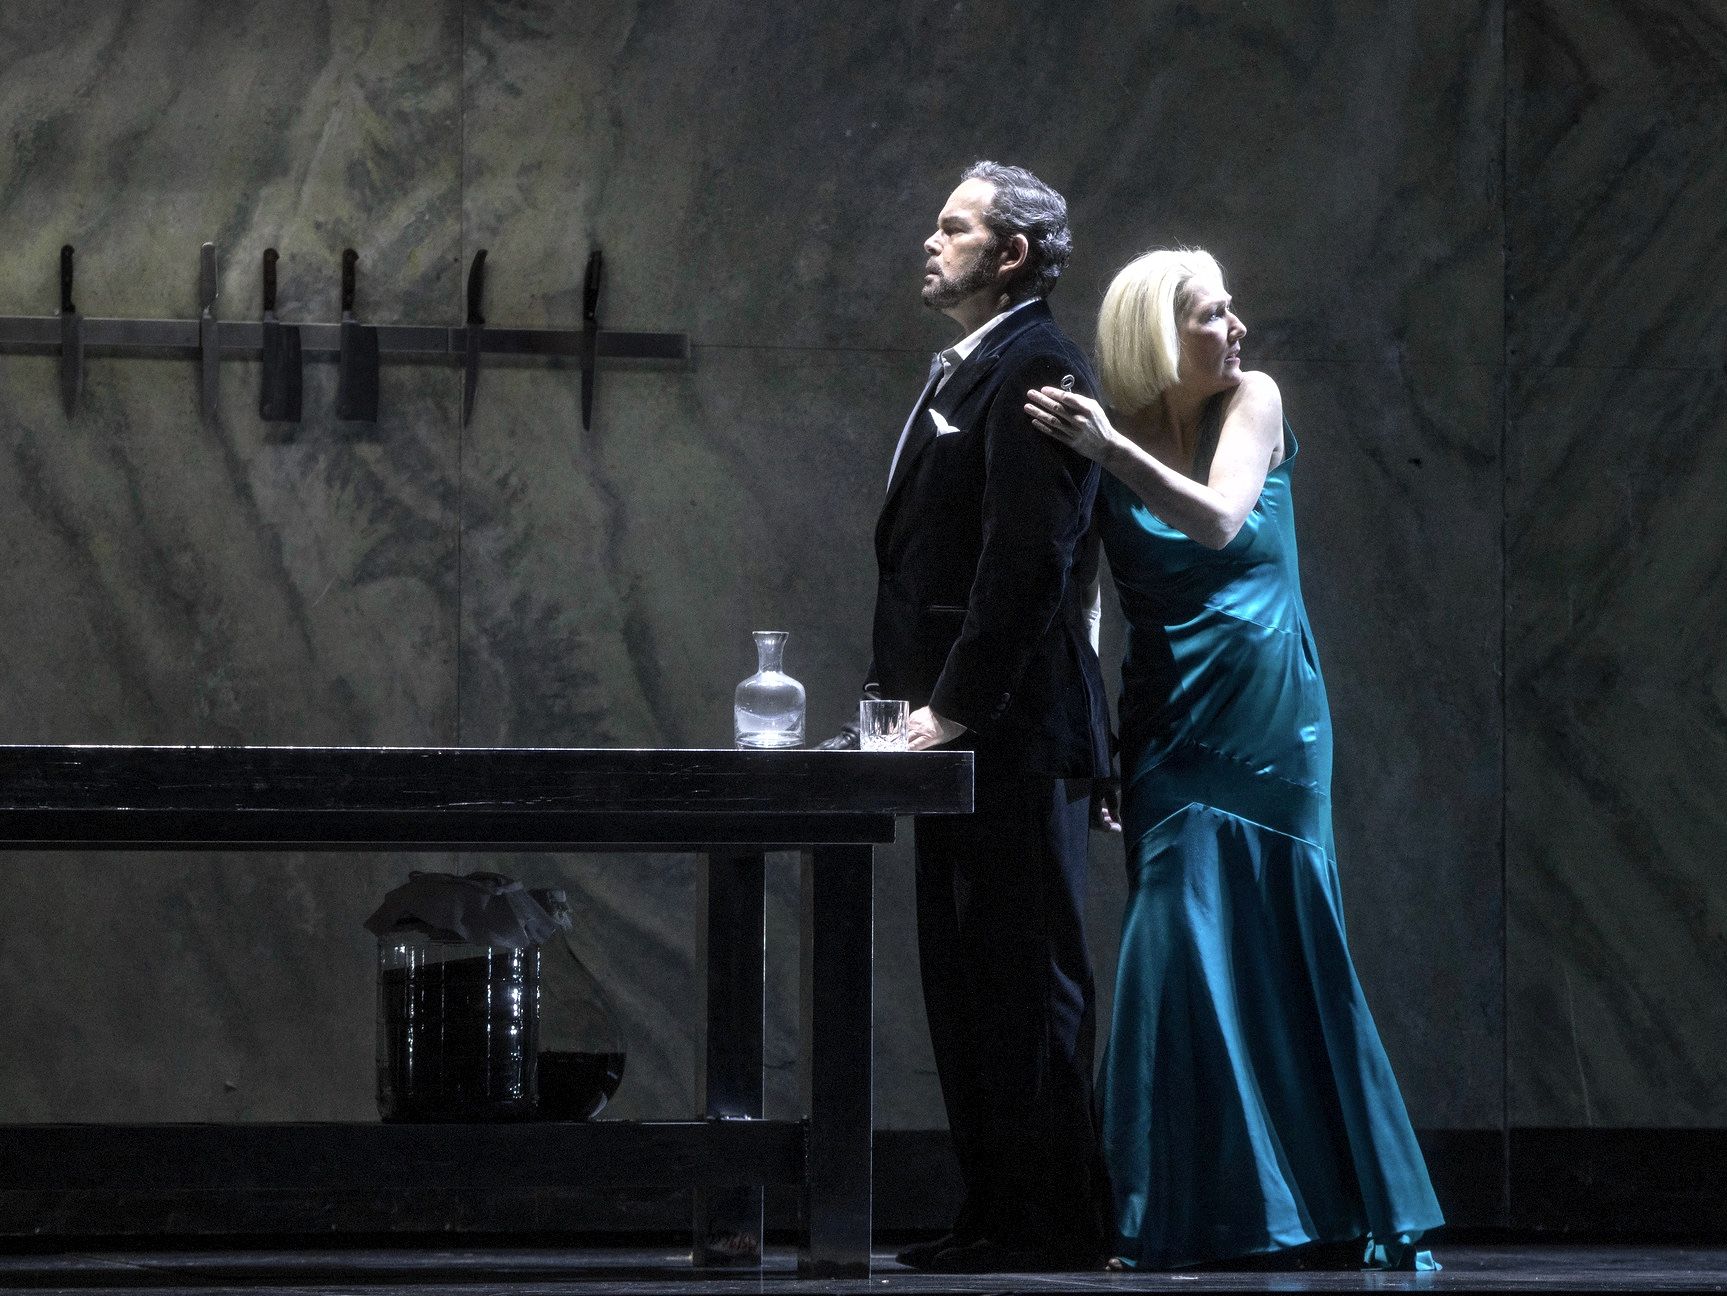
[
  {"xmin": 457, "ymin": 0, "xmax": 1501, "ymax": 364},
  {"xmin": 454, "ymin": 348, "xmax": 910, "ymax": 751},
  {"xmin": 1505, "ymin": 0, "xmax": 1727, "ymax": 1127},
  {"xmin": 0, "ymin": 0, "xmax": 463, "ymax": 1121},
  {"xmin": 1507, "ymin": 0, "xmax": 1727, "ymax": 368},
  {"xmin": 1049, "ymin": 1, "xmax": 1503, "ymax": 369},
  {"xmin": 1506, "ymin": 364, "xmax": 1727, "ymax": 1126},
  {"xmin": 1284, "ymin": 359, "xmax": 1504, "ymax": 1128}
]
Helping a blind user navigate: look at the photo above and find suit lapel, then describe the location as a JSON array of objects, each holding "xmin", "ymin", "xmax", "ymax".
[
  {"xmin": 882, "ymin": 366, "xmax": 984, "ymax": 508},
  {"xmin": 880, "ymin": 301, "xmax": 1052, "ymax": 516},
  {"xmin": 883, "ymin": 400, "xmax": 944, "ymax": 505}
]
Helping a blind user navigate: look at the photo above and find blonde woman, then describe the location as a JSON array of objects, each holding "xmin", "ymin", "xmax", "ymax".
[{"xmin": 1026, "ymin": 250, "xmax": 1442, "ymax": 1272}]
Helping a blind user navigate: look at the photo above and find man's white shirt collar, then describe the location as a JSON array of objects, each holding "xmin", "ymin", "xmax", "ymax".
[{"xmin": 934, "ymin": 297, "xmax": 1037, "ymax": 393}]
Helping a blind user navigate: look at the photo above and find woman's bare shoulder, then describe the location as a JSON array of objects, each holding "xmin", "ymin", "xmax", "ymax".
[
  {"xmin": 1230, "ymin": 369, "xmax": 1282, "ymax": 408},
  {"xmin": 1219, "ymin": 371, "xmax": 1283, "ymax": 442}
]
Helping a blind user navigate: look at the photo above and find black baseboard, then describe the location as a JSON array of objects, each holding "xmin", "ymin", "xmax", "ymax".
[
  {"xmin": 1509, "ymin": 1128, "xmax": 1727, "ymax": 1233},
  {"xmin": 0, "ymin": 1126, "xmax": 1720, "ymax": 1241},
  {"xmin": 1419, "ymin": 1128, "xmax": 1508, "ymax": 1230}
]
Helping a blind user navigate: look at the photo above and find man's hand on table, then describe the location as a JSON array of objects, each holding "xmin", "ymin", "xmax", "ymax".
[{"xmin": 907, "ymin": 706, "xmax": 966, "ymax": 750}]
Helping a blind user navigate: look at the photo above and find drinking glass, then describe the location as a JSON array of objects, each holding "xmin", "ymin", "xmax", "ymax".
[{"xmin": 859, "ymin": 698, "xmax": 910, "ymax": 751}]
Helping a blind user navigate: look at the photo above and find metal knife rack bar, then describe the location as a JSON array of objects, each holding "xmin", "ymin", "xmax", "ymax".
[
  {"xmin": 0, "ymin": 318, "xmax": 688, "ymax": 361},
  {"xmin": 0, "ymin": 244, "xmax": 689, "ymax": 428}
]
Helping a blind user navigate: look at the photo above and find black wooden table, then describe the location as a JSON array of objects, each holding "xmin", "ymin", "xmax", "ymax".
[{"xmin": 0, "ymin": 744, "xmax": 974, "ymax": 1278}]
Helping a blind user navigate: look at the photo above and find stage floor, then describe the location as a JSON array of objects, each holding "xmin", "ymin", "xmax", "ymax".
[{"xmin": 1, "ymin": 1244, "xmax": 1725, "ymax": 1294}]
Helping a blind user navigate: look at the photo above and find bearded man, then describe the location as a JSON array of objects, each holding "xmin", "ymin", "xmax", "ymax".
[{"xmin": 823, "ymin": 162, "xmax": 1112, "ymax": 1273}]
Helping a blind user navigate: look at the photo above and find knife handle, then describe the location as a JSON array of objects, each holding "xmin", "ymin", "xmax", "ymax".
[
  {"xmin": 60, "ymin": 244, "xmax": 74, "ymax": 314},
  {"xmin": 341, "ymin": 248, "xmax": 358, "ymax": 314},
  {"xmin": 199, "ymin": 242, "xmax": 218, "ymax": 312},
  {"xmin": 466, "ymin": 248, "xmax": 487, "ymax": 326},
  {"xmin": 583, "ymin": 248, "xmax": 602, "ymax": 324},
  {"xmin": 263, "ymin": 248, "xmax": 279, "ymax": 314}
]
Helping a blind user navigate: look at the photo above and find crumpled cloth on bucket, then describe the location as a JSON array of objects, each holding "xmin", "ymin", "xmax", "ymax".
[{"xmin": 363, "ymin": 870, "xmax": 563, "ymax": 949}]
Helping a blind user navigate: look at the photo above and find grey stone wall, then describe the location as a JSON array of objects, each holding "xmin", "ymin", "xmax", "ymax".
[
  {"xmin": 1504, "ymin": 0, "xmax": 1727, "ymax": 1126},
  {"xmin": 0, "ymin": 0, "xmax": 1719, "ymax": 1136}
]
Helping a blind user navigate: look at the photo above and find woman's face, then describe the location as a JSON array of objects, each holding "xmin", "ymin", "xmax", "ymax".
[{"xmin": 1175, "ymin": 271, "xmax": 1247, "ymax": 396}]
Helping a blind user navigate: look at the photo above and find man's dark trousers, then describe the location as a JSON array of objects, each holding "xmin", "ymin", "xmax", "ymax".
[{"xmin": 914, "ymin": 754, "xmax": 1105, "ymax": 1255}]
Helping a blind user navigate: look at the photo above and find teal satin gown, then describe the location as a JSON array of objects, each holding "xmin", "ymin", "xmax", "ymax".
[{"xmin": 1094, "ymin": 423, "xmax": 1443, "ymax": 1270}]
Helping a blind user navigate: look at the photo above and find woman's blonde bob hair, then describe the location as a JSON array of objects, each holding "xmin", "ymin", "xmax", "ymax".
[{"xmin": 1096, "ymin": 248, "xmax": 1225, "ymax": 414}]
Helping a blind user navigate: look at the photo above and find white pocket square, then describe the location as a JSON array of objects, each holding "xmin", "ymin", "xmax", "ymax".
[{"xmin": 928, "ymin": 409, "xmax": 960, "ymax": 436}]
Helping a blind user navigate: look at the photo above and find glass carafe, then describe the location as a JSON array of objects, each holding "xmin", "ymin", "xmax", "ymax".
[
  {"xmin": 529, "ymin": 888, "xmax": 628, "ymax": 1120},
  {"xmin": 734, "ymin": 629, "xmax": 805, "ymax": 748}
]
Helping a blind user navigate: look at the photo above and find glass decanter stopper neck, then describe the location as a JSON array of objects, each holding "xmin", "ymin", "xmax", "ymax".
[{"xmin": 752, "ymin": 630, "xmax": 788, "ymax": 674}]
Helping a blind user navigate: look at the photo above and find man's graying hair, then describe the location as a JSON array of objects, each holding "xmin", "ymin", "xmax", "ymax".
[{"xmin": 961, "ymin": 160, "xmax": 1073, "ymax": 303}]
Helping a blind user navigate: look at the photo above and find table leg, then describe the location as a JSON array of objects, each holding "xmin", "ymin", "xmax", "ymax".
[
  {"xmin": 798, "ymin": 843, "xmax": 874, "ymax": 1278},
  {"xmin": 693, "ymin": 848, "xmax": 766, "ymax": 1266}
]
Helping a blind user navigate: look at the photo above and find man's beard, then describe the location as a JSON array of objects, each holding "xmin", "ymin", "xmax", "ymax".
[{"xmin": 922, "ymin": 240, "xmax": 1002, "ymax": 310}]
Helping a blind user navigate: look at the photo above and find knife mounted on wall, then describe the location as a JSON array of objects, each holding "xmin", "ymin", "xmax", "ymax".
[
  {"xmin": 462, "ymin": 249, "xmax": 486, "ymax": 426},
  {"xmin": 58, "ymin": 245, "xmax": 81, "ymax": 417},
  {"xmin": 198, "ymin": 242, "xmax": 220, "ymax": 423},
  {"xmin": 259, "ymin": 248, "xmax": 302, "ymax": 422},
  {"xmin": 335, "ymin": 248, "xmax": 379, "ymax": 422},
  {"xmin": 581, "ymin": 249, "xmax": 602, "ymax": 430}
]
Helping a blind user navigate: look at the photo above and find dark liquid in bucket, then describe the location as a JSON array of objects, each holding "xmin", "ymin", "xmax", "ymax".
[
  {"xmin": 537, "ymin": 1050, "xmax": 626, "ymax": 1120},
  {"xmin": 378, "ymin": 950, "xmax": 539, "ymax": 1121}
]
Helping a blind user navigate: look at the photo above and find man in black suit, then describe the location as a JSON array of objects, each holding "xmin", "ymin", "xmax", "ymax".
[{"xmin": 826, "ymin": 162, "xmax": 1112, "ymax": 1272}]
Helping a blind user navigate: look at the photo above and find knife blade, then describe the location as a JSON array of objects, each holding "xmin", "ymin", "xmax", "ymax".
[
  {"xmin": 581, "ymin": 248, "xmax": 602, "ymax": 431},
  {"xmin": 335, "ymin": 247, "xmax": 379, "ymax": 422},
  {"xmin": 198, "ymin": 242, "xmax": 220, "ymax": 422},
  {"xmin": 462, "ymin": 248, "xmax": 487, "ymax": 427},
  {"xmin": 259, "ymin": 248, "xmax": 303, "ymax": 422},
  {"xmin": 58, "ymin": 245, "xmax": 81, "ymax": 417}
]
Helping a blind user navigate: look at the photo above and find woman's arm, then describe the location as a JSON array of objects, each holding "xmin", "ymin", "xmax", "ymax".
[{"xmin": 1026, "ymin": 372, "xmax": 1283, "ymax": 549}]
